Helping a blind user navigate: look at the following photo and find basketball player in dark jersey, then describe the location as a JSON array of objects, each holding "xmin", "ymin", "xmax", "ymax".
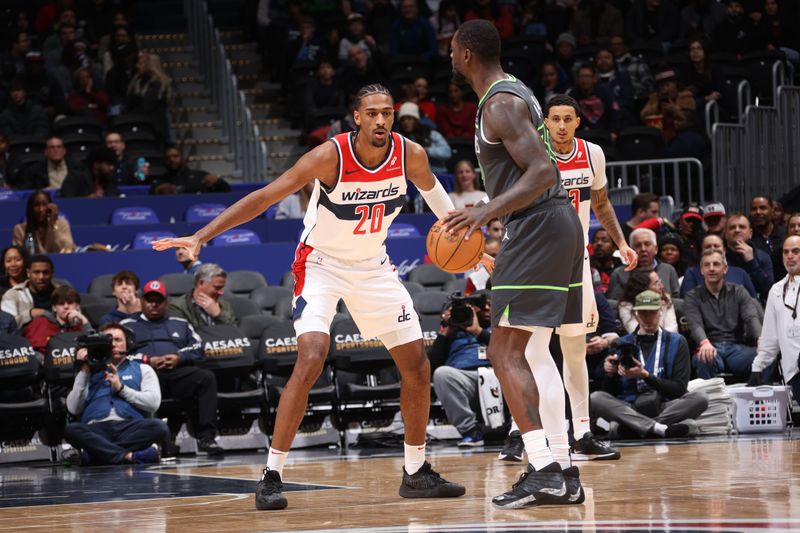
[{"xmin": 445, "ymin": 20, "xmax": 585, "ymax": 508}]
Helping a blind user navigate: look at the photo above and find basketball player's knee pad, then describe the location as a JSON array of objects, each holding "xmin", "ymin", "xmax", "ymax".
[{"xmin": 377, "ymin": 323, "xmax": 423, "ymax": 350}]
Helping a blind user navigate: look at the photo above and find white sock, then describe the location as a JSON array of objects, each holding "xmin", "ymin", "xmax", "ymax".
[
  {"xmin": 266, "ymin": 447, "xmax": 288, "ymax": 477},
  {"xmin": 509, "ymin": 418, "xmax": 519, "ymax": 434},
  {"xmin": 560, "ymin": 334, "xmax": 591, "ymax": 438},
  {"xmin": 522, "ymin": 429, "xmax": 554, "ymax": 471},
  {"xmin": 404, "ymin": 442, "xmax": 426, "ymax": 475},
  {"xmin": 523, "ymin": 327, "xmax": 571, "ymax": 468},
  {"xmin": 652, "ymin": 423, "xmax": 668, "ymax": 437},
  {"xmin": 547, "ymin": 432, "xmax": 571, "ymax": 469}
]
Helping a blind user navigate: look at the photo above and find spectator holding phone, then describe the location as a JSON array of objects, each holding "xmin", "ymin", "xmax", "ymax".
[
  {"xmin": 590, "ymin": 290, "xmax": 708, "ymax": 439},
  {"xmin": 12, "ymin": 190, "xmax": 76, "ymax": 254}
]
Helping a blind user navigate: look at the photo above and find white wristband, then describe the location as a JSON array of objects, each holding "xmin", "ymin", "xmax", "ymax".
[{"xmin": 418, "ymin": 178, "xmax": 455, "ymax": 220}]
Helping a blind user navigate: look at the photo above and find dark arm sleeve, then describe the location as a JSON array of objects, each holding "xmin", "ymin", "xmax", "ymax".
[
  {"xmin": 476, "ymin": 328, "xmax": 491, "ymax": 346},
  {"xmin": 683, "ymin": 290, "xmax": 708, "ymax": 344},
  {"xmin": 744, "ymin": 250, "xmax": 775, "ymax": 298},
  {"xmin": 644, "ymin": 334, "xmax": 690, "ymax": 398},
  {"xmin": 427, "ymin": 332, "xmax": 453, "ymax": 371}
]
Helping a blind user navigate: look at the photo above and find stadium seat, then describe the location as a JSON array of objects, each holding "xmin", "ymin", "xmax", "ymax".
[
  {"xmin": 387, "ymin": 223, "xmax": 421, "ymax": 239},
  {"xmin": 280, "ymin": 271, "xmax": 294, "ymax": 288},
  {"xmin": 412, "ymin": 291, "xmax": 450, "ymax": 317},
  {"xmin": 54, "ymin": 116, "xmax": 103, "ymax": 138},
  {"xmin": 742, "ymin": 50, "xmax": 786, "ymax": 103},
  {"xmin": 53, "ymin": 277, "xmax": 72, "ymax": 287},
  {"xmin": 250, "ymin": 286, "xmax": 293, "ymax": 316},
  {"xmin": 210, "ymin": 229, "xmax": 261, "ymax": 246},
  {"xmin": 408, "ymin": 264, "xmax": 456, "ymax": 290},
  {"xmin": 630, "ymin": 42, "xmax": 664, "ymax": 66},
  {"xmin": 715, "ymin": 65, "xmax": 751, "ymax": 122},
  {"xmin": 500, "ymin": 51, "xmax": 535, "ymax": 86},
  {"xmin": 185, "ymin": 203, "xmax": 226, "ymax": 223},
  {"xmin": 195, "ymin": 324, "xmax": 268, "ymax": 438},
  {"xmin": 63, "ymin": 137, "xmax": 102, "ymax": 157},
  {"xmin": 239, "ymin": 314, "xmax": 282, "ymax": 345},
  {"xmin": 447, "ymin": 136, "xmax": 477, "ymax": 172},
  {"xmin": 226, "ymin": 270, "xmax": 268, "ymax": 296},
  {"xmin": 258, "ymin": 320, "xmax": 335, "ymax": 435},
  {"xmin": 0, "ymin": 334, "xmax": 57, "ymax": 446},
  {"xmin": 8, "ymin": 135, "xmax": 45, "ymax": 158},
  {"xmin": 615, "ymin": 126, "xmax": 664, "ymax": 160},
  {"xmin": 503, "ymin": 35, "xmax": 546, "ymax": 68},
  {"xmin": 132, "ymin": 231, "xmax": 176, "ymax": 250},
  {"xmin": 576, "ymin": 128, "xmax": 617, "ymax": 161},
  {"xmin": 159, "ymin": 273, "xmax": 195, "ymax": 297},
  {"xmin": 443, "ymin": 278, "xmax": 467, "ymax": 295},
  {"xmin": 88, "ymin": 273, "xmax": 116, "ymax": 297},
  {"xmin": 401, "ymin": 280, "xmax": 424, "ymax": 296},
  {"xmin": 329, "ymin": 318, "xmax": 401, "ymax": 444},
  {"xmin": 111, "ymin": 206, "xmax": 160, "ymax": 225},
  {"xmin": 273, "ymin": 297, "xmax": 294, "ymax": 320},
  {"xmin": 82, "ymin": 302, "xmax": 111, "ymax": 327},
  {"xmin": 389, "ymin": 56, "xmax": 430, "ymax": 83},
  {"xmin": 221, "ymin": 294, "xmax": 262, "ymax": 320},
  {"xmin": 109, "ymin": 114, "xmax": 158, "ymax": 139}
]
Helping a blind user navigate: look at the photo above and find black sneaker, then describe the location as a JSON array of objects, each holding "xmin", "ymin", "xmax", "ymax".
[
  {"xmin": 255, "ymin": 468, "xmax": 289, "ymax": 510},
  {"xmin": 664, "ymin": 423, "xmax": 690, "ymax": 438},
  {"xmin": 161, "ymin": 441, "xmax": 179, "ymax": 461},
  {"xmin": 560, "ymin": 466, "xmax": 585, "ymax": 505},
  {"xmin": 457, "ymin": 427, "xmax": 484, "ymax": 447},
  {"xmin": 570, "ymin": 431, "xmax": 621, "ymax": 461},
  {"xmin": 491, "ymin": 462, "xmax": 567, "ymax": 509},
  {"xmin": 399, "ymin": 461, "xmax": 466, "ymax": 498},
  {"xmin": 197, "ymin": 437, "xmax": 224, "ymax": 457},
  {"xmin": 62, "ymin": 448, "xmax": 86, "ymax": 466},
  {"xmin": 498, "ymin": 430, "xmax": 524, "ymax": 462}
]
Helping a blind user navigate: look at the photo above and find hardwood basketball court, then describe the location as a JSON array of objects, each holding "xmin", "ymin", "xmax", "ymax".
[{"xmin": 1, "ymin": 434, "xmax": 798, "ymax": 532}]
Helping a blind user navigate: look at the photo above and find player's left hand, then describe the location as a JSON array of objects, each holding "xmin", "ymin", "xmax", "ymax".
[
  {"xmin": 619, "ymin": 245, "xmax": 638, "ymax": 271},
  {"xmin": 442, "ymin": 206, "xmax": 490, "ymax": 240},
  {"xmin": 477, "ymin": 253, "xmax": 495, "ymax": 274}
]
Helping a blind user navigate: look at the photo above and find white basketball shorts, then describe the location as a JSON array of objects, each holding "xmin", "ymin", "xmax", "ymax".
[{"xmin": 291, "ymin": 244, "xmax": 422, "ymax": 344}]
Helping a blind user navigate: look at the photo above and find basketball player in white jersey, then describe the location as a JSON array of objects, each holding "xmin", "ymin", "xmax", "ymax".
[
  {"xmin": 152, "ymin": 84, "xmax": 472, "ymax": 510},
  {"xmin": 546, "ymin": 94, "xmax": 637, "ymax": 459}
]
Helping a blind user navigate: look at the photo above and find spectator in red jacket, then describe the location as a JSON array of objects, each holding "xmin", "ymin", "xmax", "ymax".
[
  {"xmin": 436, "ymin": 83, "xmax": 477, "ymax": 139},
  {"xmin": 68, "ymin": 67, "xmax": 110, "ymax": 124},
  {"xmin": 463, "ymin": 0, "xmax": 514, "ymax": 40},
  {"xmin": 24, "ymin": 285, "xmax": 90, "ymax": 354}
]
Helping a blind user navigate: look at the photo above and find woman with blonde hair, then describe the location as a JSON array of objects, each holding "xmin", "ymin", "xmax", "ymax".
[
  {"xmin": 126, "ymin": 51, "xmax": 173, "ymax": 142},
  {"xmin": 448, "ymin": 159, "xmax": 485, "ymax": 209}
]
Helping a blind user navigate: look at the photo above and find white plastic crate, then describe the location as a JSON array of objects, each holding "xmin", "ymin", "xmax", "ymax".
[{"xmin": 728, "ymin": 385, "xmax": 792, "ymax": 433}]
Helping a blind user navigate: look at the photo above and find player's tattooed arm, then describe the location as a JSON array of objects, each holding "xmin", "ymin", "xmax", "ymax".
[{"xmin": 591, "ymin": 187, "xmax": 638, "ymax": 270}]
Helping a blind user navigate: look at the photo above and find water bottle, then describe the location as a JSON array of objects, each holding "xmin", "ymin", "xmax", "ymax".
[
  {"xmin": 24, "ymin": 232, "xmax": 36, "ymax": 255},
  {"xmin": 135, "ymin": 157, "xmax": 149, "ymax": 182}
]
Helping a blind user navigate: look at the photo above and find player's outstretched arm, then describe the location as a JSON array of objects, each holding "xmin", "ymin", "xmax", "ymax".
[
  {"xmin": 591, "ymin": 186, "xmax": 638, "ymax": 271},
  {"xmin": 152, "ymin": 143, "xmax": 338, "ymax": 255},
  {"xmin": 443, "ymin": 93, "xmax": 555, "ymax": 236}
]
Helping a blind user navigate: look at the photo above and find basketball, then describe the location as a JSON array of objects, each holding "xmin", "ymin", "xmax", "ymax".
[{"xmin": 426, "ymin": 219, "xmax": 485, "ymax": 274}]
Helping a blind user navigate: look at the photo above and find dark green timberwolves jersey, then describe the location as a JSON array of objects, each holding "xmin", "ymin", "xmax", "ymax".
[{"xmin": 474, "ymin": 75, "xmax": 566, "ymax": 221}]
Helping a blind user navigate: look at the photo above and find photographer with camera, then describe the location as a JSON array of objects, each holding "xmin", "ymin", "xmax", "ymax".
[
  {"xmin": 24, "ymin": 285, "xmax": 90, "ymax": 354},
  {"xmin": 63, "ymin": 323, "xmax": 169, "ymax": 465},
  {"xmin": 590, "ymin": 290, "xmax": 708, "ymax": 439},
  {"xmin": 428, "ymin": 291, "xmax": 493, "ymax": 447}
]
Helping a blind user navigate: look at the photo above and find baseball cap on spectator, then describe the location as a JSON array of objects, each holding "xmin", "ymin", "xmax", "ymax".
[
  {"xmin": 25, "ymin": 50, "xmax": 44, "ymax": 63},
  {"xmin": 681, "ymin": 206, "xmax": 704, "ymax": 222},
  {"xmin": 556, "ymin": 33, "xmax": 576, "ymax": 48},
  {"xmin": 654, "ymin": 67, "xmax": 677, "ymax": 84},
  {"xmin": 633, "ymin": 290, "xmax": 662, "ymax": 311},
  {"xmin": 703, "ymin": 202, "xmax": 726, "ymax": 218},
  {"xmin": 397, "ymin": 102, "xmax": 420, "ymax": 121},
  {"xmin": 142, "ymin": 280, "xmax": 167, "ymax": 299},
  {"xmin": 348, "ymin": 13, "xmax": 364, "ymax": 22}
]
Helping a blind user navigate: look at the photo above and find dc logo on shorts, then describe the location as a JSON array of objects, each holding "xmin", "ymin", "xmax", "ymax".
[{"xmin": 397, "ymin": 305, "xmax": 411, "ymax": 323}]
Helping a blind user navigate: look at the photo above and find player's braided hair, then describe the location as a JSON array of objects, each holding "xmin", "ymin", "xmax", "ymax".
[{"xmin": 353, "ymin": 83, "xmax": 393, "ymax": 110}]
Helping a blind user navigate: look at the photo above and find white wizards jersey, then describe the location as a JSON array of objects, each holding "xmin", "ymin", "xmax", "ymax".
[
  {"xmin": 299, "ymin": 131, "xmax": 408, "ymax": 261},
  {"xmin": 555, "ymin": 138, "xmax": 607, "ymax": 242}
]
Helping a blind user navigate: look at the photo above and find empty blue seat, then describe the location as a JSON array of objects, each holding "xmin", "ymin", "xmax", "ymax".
[
  {"xmin": 132, "ymin": 231, "xmax": 176, "ymax": 250},
  {"xmin": 111, "ymin": 206, "xmax": 159, "ymax": 225},
  {"xmin": 211, "ymin": 229, "xmax": 261, "ymax": 246},
  {"xmin": 185, "ymin": 203, "xmax": 226, "ymax": 223},
  {"xmin": 387, "ymin": 223, "xmax": 420, "ymax": 239}
]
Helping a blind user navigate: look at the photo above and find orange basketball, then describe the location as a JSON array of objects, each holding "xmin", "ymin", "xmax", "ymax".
[{"xmin": 426, "ymin": 219, "xmax": 485, "ymax": 274}]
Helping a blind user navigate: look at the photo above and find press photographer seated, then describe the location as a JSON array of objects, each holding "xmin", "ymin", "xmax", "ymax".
[
  {"xmin": 590, "ymin": 290, "xmax": 708, "ymax": 439},
  {"xmin": 63, "ymin": 323, "xmax": 170, "ymax": 465},
  {"xmin": 428, "ymin": 291, "xmax": 494, "ymax": 447}
]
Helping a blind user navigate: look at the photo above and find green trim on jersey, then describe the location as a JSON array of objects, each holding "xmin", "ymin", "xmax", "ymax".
[
  {"xmin": 569, "ymin": 282, "xmax": 583, "ymax": 288},
  {"xmin": 478, "ymin": 74, "xmax": 518, "ymax": 107},
  {"xmin": 503, "ymin": 304, "xmax": 510, "ymax": 320},
  {"xmin": 493, "ymin": 284, "xmax": 570, "ymax": 292}
]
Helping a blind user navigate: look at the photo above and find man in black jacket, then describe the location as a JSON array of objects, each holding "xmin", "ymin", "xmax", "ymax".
[
  {"xmin": 60, "ymin": 146, "xmax": 119, "ymax": 198},
  {"xmin": 149, "ymin": 145, "xmax": 230, "ymax": 195}
]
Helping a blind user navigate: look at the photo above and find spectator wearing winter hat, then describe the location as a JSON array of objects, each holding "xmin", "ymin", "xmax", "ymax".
[
  {"xmin": 677, "ymin": 206, "xmax": 706, "ymax": 265},
  {"xmin": 396, "ymin": 102, "xmax": 451, "ymax": 175}
]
